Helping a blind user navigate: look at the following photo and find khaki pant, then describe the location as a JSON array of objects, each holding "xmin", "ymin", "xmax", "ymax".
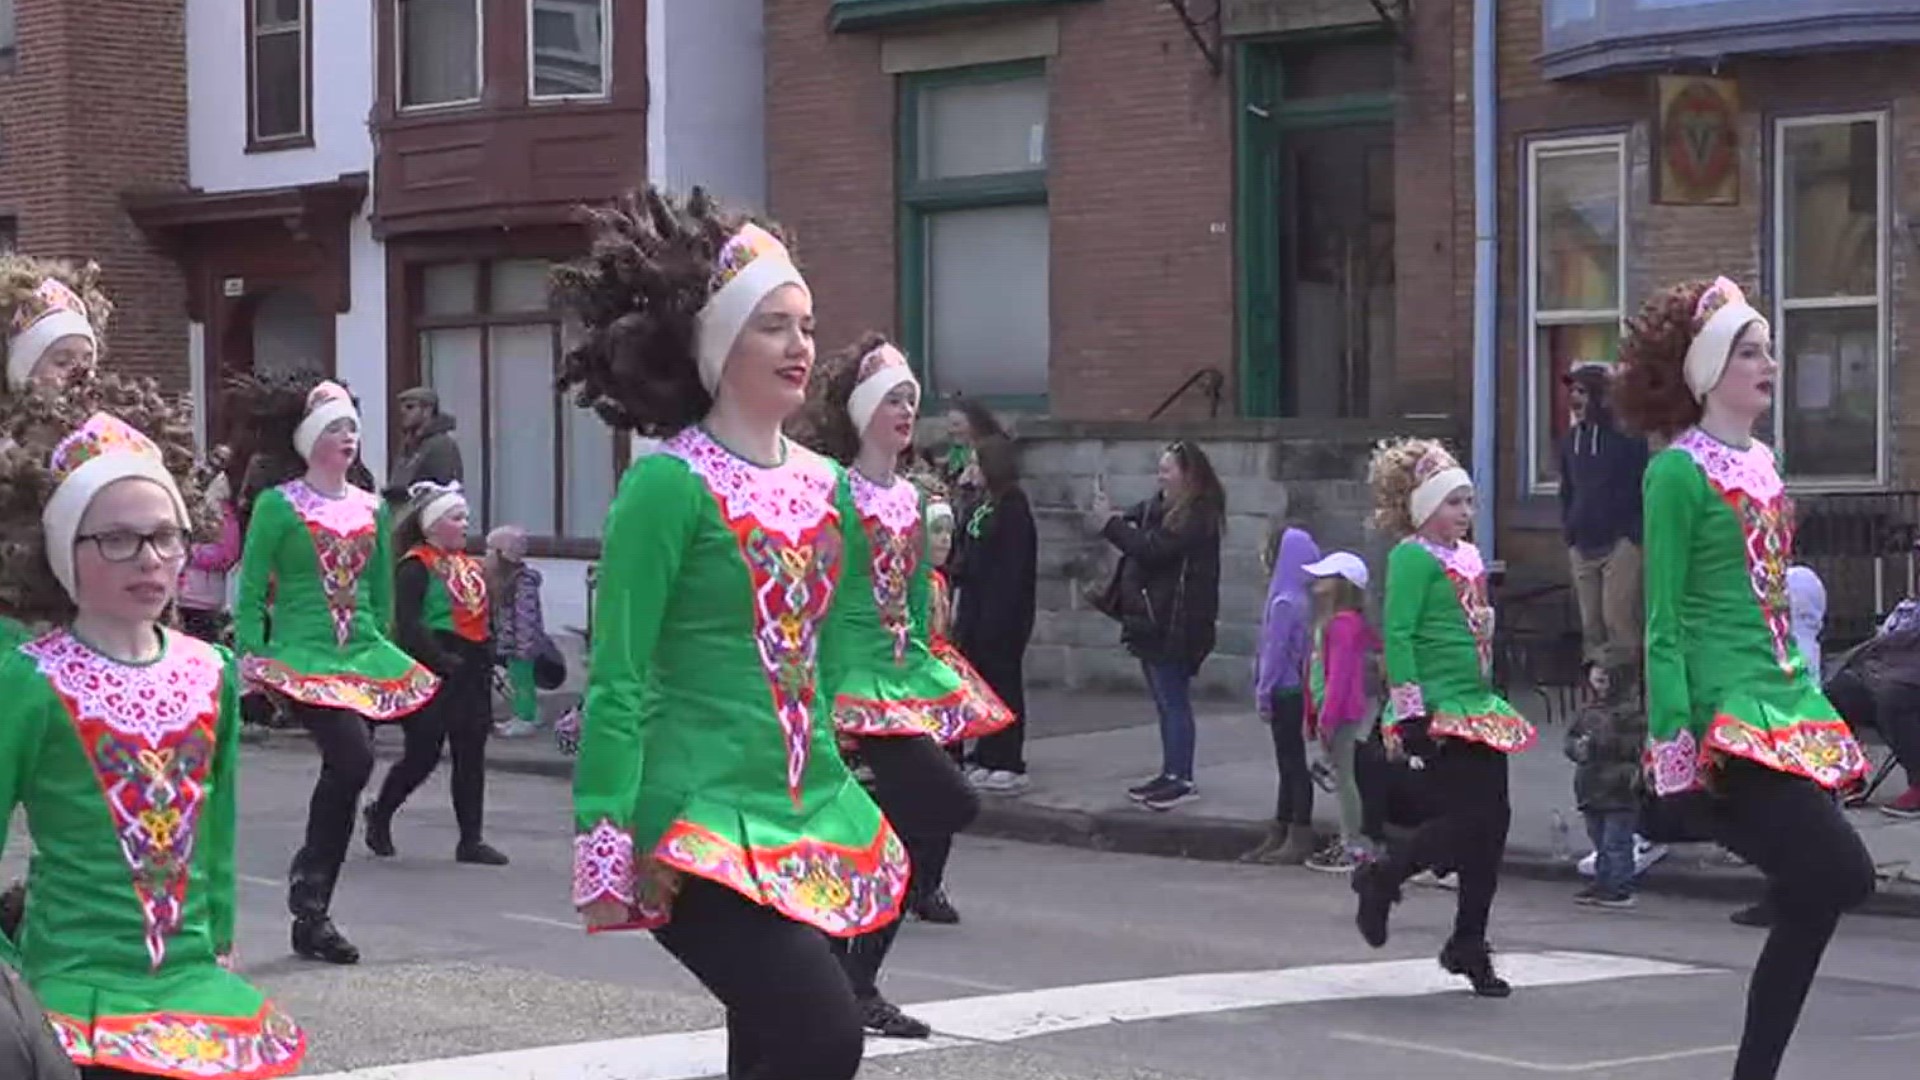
[{"xmin": 1570, "ymin": 538, "xmax": 1642, "ymax": 669}]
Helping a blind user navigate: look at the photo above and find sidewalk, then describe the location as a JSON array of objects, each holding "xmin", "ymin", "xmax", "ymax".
[{"xmin": 305, "ymin": 684, "xmax": 1920, "ymax": 918}]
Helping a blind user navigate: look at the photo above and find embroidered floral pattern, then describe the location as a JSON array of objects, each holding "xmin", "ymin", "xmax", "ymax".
[
  {"xmin": 572, "ymin": 818, "xmax": 636, "ymax": 908},
  {"xmin": 1417, "ymin": 538, "xmax": 1496, "ymax": 678},
  {"xmin": 280, "ymin": 480, "xmax": 380, "ymax": 647},
  {"xmin": 50, "ymin": 1003, "xmax": 306, "ymax": 1080},
  {"xmin": 1707, "ymin": 715, "xmax": 1868, "ymax": 792},
  {"xmin": 25, "ymin": 631, "xmax": 224, "ymax": 969},
  {"xmin": 834, "ymin": 681, "xmax": 1012, "ymax": 744},
  {"xmin": 666, "ymin": 429, "xmax": 841, "ymax": 803},
  {"xmin": 413, "ymin": 546, "xmax": 490, "ymax": 642},
  {"xmin": 1648, "ymin": 730, "xmax": 1702, "ymax": 796},
  {"xmin": 1430, "ymin": 708, "xmax": 1537, "ymax": 754},
  {"xmin": 1673, "ymin": 433, "xmax": 1799, "ymax": 676},
  {"xmin": 240, "ymin": 657, "xmax": 437, "ymax": 720},
  {"xmin": 851, "ymin": 471, "xmax": 921, "ymax": 665},
  {"xmin": 1389, "ymin": 682, "xmax": 1426, "ymax": 722},
  {"xmin": 649, "ymin": 819, "xmax": 909, "ymax": 938}
]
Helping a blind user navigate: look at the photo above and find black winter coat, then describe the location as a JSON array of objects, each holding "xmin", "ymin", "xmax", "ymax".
[
  {"xmin": 1101, "ymin": 495, "xmax": 1222, "ymax": 676},
  {"xmin": 952, "ymin": 488, "xmax": 1038, "ymax": 671}
]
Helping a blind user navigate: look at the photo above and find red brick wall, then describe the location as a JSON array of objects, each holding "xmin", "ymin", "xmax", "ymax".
[
  {"xmin": 0, "ymin": 0, "xmax": 189, "ymax": 390},
  {"xmin": 765, "ymin": 3, "xmax": 1233, "ymax": 421}
]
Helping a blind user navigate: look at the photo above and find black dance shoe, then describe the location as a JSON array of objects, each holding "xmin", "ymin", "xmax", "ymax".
[
  {"xmin": 1351, "ymin": 860, "xmax": 1400, "ymax": 948},
  {"xmin": 1439, "ymin": 938, "xmax": 1512, "ymax": 998},
  {"xmin": 363, "ymin": 804, "xmax": 396, "ymax": 858},
  {"xmin": 456, "ymin": 841, "xmax": 511, "ymax": 866},
  {"xmin": 913, "ymin": 888, "xmax": 961, "ymax": 925},
  {"xmin": 860, "ymin": 996, "xmax": 932, "ymax": 1039},
  {"xmin": 291, "ymin": 916, "xmax": 361, "ymax": 965}
]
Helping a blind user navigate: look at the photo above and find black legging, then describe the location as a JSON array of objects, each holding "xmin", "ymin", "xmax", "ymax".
[
  {"xmin": 287, "ymin": 703, "xmax": 377, "ymax": 920},
  {"xmin": 1267, "ymin": 690, "xmax": 1312, "ymax": 826},
  {"xmin": 1379, "ymin": 736, "xmax": 1510, "ymax": 945},
  {"xmin": 1711, "ymin": 760, "xmax": 1875, "ymax": 1080},
  {"xmin": 834, "ymin": 734, "xmax": 980, "ymax": 998},
  {"xmin": 654, "ymin": 878, "xmax": 864, "ymax": 1080},
  {"xmin": 970, "ymin": 653, "xmax": 1027, "ymax": 774},
  {"xmin": 370, "ymin": 639, "xmax": 492, "ymax": 845}
]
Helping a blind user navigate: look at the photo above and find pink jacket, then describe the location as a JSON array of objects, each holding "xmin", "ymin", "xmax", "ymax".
[
  {"xmin": 179, "ymin": 497, "xmax": 241, "ymax": 612},
  {"xmin": 1304, "ymin": 610, "xmax": 1380, "ymax": 737}
]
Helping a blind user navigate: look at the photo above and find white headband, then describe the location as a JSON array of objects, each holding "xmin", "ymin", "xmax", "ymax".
[
  {"xmin": 847, "ymin": 344, "xmax": 919, "ymax": 437},
  {"xmin": 927, "ymin": 501, "xmax": 954, "ymax": 529},
  {"xmin": 694, "ymin": 252, "xmax": 809, "ymax": 394},
  {"xmin": 412, "ymin": 481, "xmax": 468, "ymax": 533},
  {"xmin": 1684, "ymin": 301, "xmax": 1767, "ymax": 402},
  {"xmin": 1410, "ymin": 466, "xmax": 1472, "ymax": 529},
  {"xmin": 7, "ymin": 309, "xmax": 94, "ymax": 392},
  {"xmin": 293, "ymin": 396, "xmax": 360, "ymax": 462},
  {"xmin": 43, "ymin": 449, "xmax": 188, "ymax": 601}
]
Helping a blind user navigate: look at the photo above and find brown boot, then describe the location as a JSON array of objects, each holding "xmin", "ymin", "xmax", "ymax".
[
  {"xmin": 1239, "ymin": 822, "xmax": 1288, "ymax": 863},
  {"xmin": 1261, "ymin": 825, "xmax": 1318, "ymax": 866}
]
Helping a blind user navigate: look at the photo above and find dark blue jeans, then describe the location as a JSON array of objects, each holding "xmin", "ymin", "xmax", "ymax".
[
  {"xmin": 1142, "ymin": 660, "xmax": 1197, "ymax": 782},
  {"xmin": 1584, "ymin": 808, "xmax": 1637, "ymax": 897}
]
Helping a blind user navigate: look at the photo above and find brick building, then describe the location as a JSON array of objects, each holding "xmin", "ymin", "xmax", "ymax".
[{"xmin": 0, "ymin": 0, "xmax": 189, "ymax": 386}]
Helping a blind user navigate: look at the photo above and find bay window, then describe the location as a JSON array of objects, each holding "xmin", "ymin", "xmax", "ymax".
[
  {"xmin": 398, "ymin": 0, "xmax": 482, "ymax": 109},
  {"xmin": 1525, "ymin": 135, "xmax": 1626, "ymax": 490},
  {"xmin": 530, "ymin": 0, "xmax": 608, "ymax": 100},
  {"xmin": 1773, "ymin": 113, "xmax": 1886, "ymax": 484}
]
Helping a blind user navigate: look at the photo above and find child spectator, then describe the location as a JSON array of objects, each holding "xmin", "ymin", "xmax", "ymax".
[
  {"xmin": 487, "ymin": 525, "xmax": 548, "ymax": 738},
  {"xmin": 1300, "ymin": 551, "xmax": 1381, "ymax": 873},
  {"xmin": 1564, "ymin": 658, "xmax": 1646, "ymax": 908},
  {"xmin": 1242, "ymin": 525, "xmax": 1321, "ymax": 864}
]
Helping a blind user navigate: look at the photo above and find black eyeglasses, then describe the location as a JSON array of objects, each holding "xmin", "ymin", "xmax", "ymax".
[{"xmin": 76, "ymin": 528, "xmax": 189, "ymax": 563}]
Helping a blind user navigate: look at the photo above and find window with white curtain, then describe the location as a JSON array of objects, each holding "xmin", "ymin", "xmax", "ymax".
[
  {"xmin": 250, "ymin": 0, "xmax": 308, "ymax": 144},
  {"xmin": 414, "ymin": 259, "xmax": 621, "ymax": 541},
  {"xmin": 399, "ymin": 0, "xmax": 481, "ymax": 109},
  {"xmin": 1773, "ymin": 113, "xmax": 1886, "ymax": 484},
  {"xmin": 1525, "ymin": 135, "xmax": 1626, "ymax": 491},
  {"xmin": 530, "ymin": 0, "xmax": 608, "ymax": 100}
]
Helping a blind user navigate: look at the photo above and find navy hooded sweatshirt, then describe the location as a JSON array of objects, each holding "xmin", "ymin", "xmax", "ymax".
[{"xmin": 1558, "ymin": 369, "xmax": 1649, "ymax": 557}]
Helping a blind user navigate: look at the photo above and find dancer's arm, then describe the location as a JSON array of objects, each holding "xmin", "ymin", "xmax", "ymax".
[
  {"xmin": 206, "ymin": 647, "xmax": 243, "ymax": 961},
  {"xmin": 233, "ymin": 490, "xmax": 283, "ymax": 658},
  {"xmin": 1381, "ymin": 542, "xmax": 1429, "ymax": 735},
  {"xmin": 1642, "ymin": 450, "xmax": 1699, "ymax": 769},
  {"xmin": 394, "ymin": 559, "xmax": 460, "ymax": 675},
  {"xmin": 0, "ymin": 654, "xmax": 43, "ymax": 966},
  {"xmin": 908, "ymin": 488, "xmax": 933, "ymax": 642},
  {"xmin": 371, "ymin": 503, "xmax": 398, "ymax": 634},
  {"xmin": 573, "ymin": 458, "xmax": 693, "ymax": 918}
]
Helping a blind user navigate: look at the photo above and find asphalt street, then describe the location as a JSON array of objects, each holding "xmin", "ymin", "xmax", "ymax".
[{"xmin": 15, "ymin": 740, "xmax": 1920, "ymax": 1079}]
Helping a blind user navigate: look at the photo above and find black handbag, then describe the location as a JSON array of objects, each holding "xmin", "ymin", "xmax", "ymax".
[
  {"xmin": 532, "ymin": 636, "xmax": 568, "ymax": 691},
  {"xmin": 1088, "ymin": 555, "xmax": 1129, "ymax": 621}
]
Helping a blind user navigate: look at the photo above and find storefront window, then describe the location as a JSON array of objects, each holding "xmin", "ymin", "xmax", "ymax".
[
  {"xmin": 1526, "ymin": 135, "xmax": 1625, "ymax": 489},
  {"xmin": 414, "ymin": 258, "xmax": 619, "ymax": 542},
  {"xmin": 1774, "ymin": 114, "xmax": 1885, "ymax": 484}
]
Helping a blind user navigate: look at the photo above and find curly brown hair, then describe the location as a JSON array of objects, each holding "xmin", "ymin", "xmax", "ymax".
[
  {"xmin": 788, "ymin": 331, "xmax": 893, "ymax": 465},
  {"xmin": 551, "ymin": 186, "xmax": 796, "ymax": 436},
  {"xmin": 1614, "ymin": 279, "xmax": 1718, "ymax": 438},
  {"xmin": 226, "ymin": 367, "xmax": 332, "ymax": 503},
  {"xmin": 0, "ymin": 256, "xmax": 112, "ymax": 393},
  {"xmin": 0, "ymin": 372, "xmax": 209, "ymax": 626},
  {"xmin": 1368, "ymin": 437, "xmax": 1460, "ymax": 537}
]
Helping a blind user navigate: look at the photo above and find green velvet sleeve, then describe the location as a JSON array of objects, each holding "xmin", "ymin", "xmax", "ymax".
[
  {"xmin": 370, "ymin": 502, "xmax": 397, "ymax": 634},
  {"xmin": 233, "ymin": 490, "xmax": 286, "ymax": 658},
  {"xmin": 1382, "ymin": 541, "xmax": 1431, "ymax": 729},
  {"xmin": 205, "ymin": 647, "xmax": 242, "ymax": 956},
  {"xmin": 1642, "ymin": 449, "xmax": 1701, "ymax": 746}
]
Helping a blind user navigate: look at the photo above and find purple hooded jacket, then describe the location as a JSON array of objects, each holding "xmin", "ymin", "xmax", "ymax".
[{"xmin": 1254, "ymin": 527, "xmax": 1320, "ymax": 711}]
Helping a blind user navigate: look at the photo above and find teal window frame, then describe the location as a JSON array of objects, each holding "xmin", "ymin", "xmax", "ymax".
[
  {"xmin": 897, "ymin": 58, "xmax": 1051, "ymax": 412},
  {"xmin": 831, "ymin": 0, "xmax": 1092, "ymax": 33}
]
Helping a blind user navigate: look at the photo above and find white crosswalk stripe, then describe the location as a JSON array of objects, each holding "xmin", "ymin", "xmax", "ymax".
[{"xmin": 297, "ymin": 950, "xmax": 1710, "ymax": 1080}]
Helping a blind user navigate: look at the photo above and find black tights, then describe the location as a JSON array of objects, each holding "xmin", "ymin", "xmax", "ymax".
[
  {"xmin": 371, "ymin": 647, "xmax": 492, "ymax": 846},
  {"xmin": 1267, "ymin": 690, "xmax": 1312, "ymax": 826},
  {"xmin": 288, "ymin": 703, "xmax": 377, "ymax": 919},
  {"xmin": 834, "ymin": 734, "xmax": 980, "ymax": 998},
  {"xmin": 1381, "ymin": 738, "xmax": 1510, "ymax": 945},
  {"xmin": 654, "ymin": 878, "xmax": 864, "ymax": 1080},
  {"xmin": 1711, "ymin": 760, "xmax": 1875, "ymax": 1080}
]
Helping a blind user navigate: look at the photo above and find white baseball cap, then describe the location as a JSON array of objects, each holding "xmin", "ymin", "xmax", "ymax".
[{"xmin": 1302, "ymin": 551, "xmax": 1369, "ymax": 590}]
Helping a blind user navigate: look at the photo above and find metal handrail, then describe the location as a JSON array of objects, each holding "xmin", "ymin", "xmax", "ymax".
[{"xmin": 1148, "ymin": 367, "xmax": 1225, "ymax": 421}]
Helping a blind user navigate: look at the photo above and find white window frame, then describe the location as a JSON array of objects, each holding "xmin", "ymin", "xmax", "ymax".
[
  {"xmin": 396, "ymin": 0, "xmax": 485, "ymax": 113},
  {"xmin": 527, "ymin": 0, "xmax": 611, "ymax": 103},
  {"xmin": 249, "ymin": 0, "xmax": 310, "ymax": 145},
  {"xmin": 1523, "ymin": 132, "xmax": 1628, "ymax": 494},
  {"xmin": 1771, "ymin": 110, "xmax": 1889, "ymax": 489}
]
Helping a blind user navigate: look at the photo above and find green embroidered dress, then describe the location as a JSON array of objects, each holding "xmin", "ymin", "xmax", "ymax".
[
  {"xmin": 0, "ymin": 629, "xmax": 304, "ymax": 1078},
  {"xmin": 825, "ymin": 469, "xmax": 1012, "ymax": 744},
  {"xmin": 1382, "ymin": 538, "xmax": 1535, "ymax": 753},
  {"xmin": 1643, "ymin": 430, "xmax": 1867, "ymax": 794},
  {"xmin": 234, "ymin": 480, "xmax": 437, "ymax": 720},
  {"xmin": 572, "ymin": 428, "xmax": 907, "ymax": 937}
]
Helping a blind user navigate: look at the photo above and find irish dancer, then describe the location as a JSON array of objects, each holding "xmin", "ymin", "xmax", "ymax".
[
  {"xmin": 1351, "ymin": 439, "xmax": 1535, "ymax": 997},
  {"xmin": 556, "ymin": 186, "xmax": 906, "ymax": 1080},
  {"xmin": 1616, "ymin": 276, "xmax": 1873, "ymax": 1080},
  {"xmin": 794, "ymin": 334, "xmax": 1008, "ymax": 1037},
  {"xmin": 232, "ymin": 374, "xmax": 439, "ymax": 965},
  {"xmin": 0, "ymin": 390, "xmax": 305, "ymax": 1079},
  {"xmin": 363, "ymin": 481, "xmax": 508, "ymax": 865}
]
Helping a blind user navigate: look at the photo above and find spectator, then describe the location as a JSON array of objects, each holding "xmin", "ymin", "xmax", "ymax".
[
  {"xmin": 951, "ymin": 436, "xmax": 1037, "ymax": 795},
  {"xmin": 1823, "ymin": 595, "xmax": 1920, "ymax": 818},
  {"xmin": 179, "ymin": 445, "xmax": 243, "ymax": 645},
  {"xmin": 487, "ymin": 525, "xmax": 551, "ymax": 739},
  {"xmin": 1089, "ymin": 440, "xmax": 1225, "ymax": 812},
  {"xmin": 1787, "ymin": 564, "xmax": 1827, "ymax": 683},
  {"xmin": 384, "ymin": 386, "xmax": 463, "ymax": 506},
  {"xmin": 1558, "ymin": 363, "xmax": 1649, "ymax": 674},
  {"xmin": 1565, "ymin": 659, "xmax": 1647, "ymax": 909}
]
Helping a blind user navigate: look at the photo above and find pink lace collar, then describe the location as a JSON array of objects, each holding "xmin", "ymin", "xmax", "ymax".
[
  {"xmin": 1671, "ymin": 428, "xmax": 1783, "ymax": 501},
  {"xmin": 1414, "ymin": 536, "xmax": 1485, "ymax": 580},
  {"xmin": 663, "ymin": 426, "xmax": 837, "ymax": 540},
  {"xmin": 849, "ymin": 469, "xmax": 921, "ymax": 533}
]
